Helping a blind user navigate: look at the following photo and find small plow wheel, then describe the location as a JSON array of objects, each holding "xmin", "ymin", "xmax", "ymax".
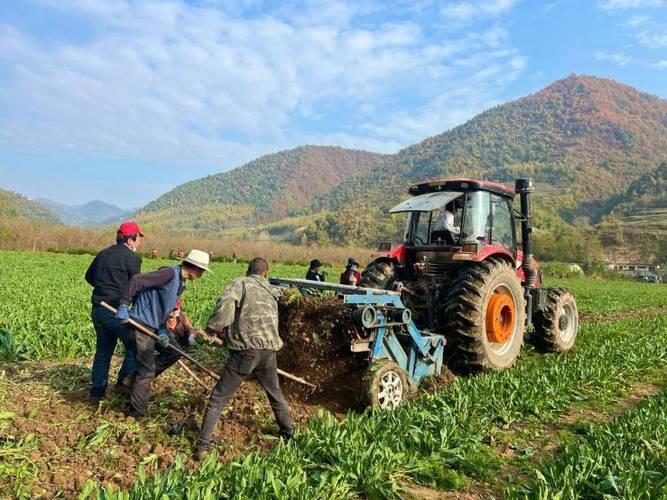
[
  {"xmin": 361, "ymin": 361, "xmax": 408, "ymax": 409},
  {"xmin": 534, "ymin": 287, "xmax": 579, "ymax": 353}
]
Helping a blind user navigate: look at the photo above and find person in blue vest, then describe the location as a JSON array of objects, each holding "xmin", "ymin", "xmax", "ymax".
[{"xmin": 116, "ymin": 249, "xmax": 211, "ymax": 417}]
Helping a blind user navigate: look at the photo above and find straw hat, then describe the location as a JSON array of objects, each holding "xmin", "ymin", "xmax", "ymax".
[{"xmin": 179, "ymin": 249, "xmax": 212, "ymax": 273}]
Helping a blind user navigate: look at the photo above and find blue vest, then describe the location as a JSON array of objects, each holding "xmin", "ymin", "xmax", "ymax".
[{"xmin": 130, "ymin": 265, "xmax": 185, "ymax": 330}]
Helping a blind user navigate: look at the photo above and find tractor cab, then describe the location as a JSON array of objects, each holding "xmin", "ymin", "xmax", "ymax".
[{"xmin": 389, "ymin": 179, "xmax": 518, "ymax": 271}]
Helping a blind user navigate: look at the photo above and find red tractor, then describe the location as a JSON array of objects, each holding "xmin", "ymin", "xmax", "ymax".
[{"xmin": 361, "ymin": 178, "xmax": 579, "ymax": 370}]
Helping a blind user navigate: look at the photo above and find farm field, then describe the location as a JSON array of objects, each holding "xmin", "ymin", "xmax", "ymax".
[{"xmin": 0, "ymin": 250, "xmax": 666, "ymax": 498}]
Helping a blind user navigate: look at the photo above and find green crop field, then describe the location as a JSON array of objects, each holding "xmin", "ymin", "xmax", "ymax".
[{"xmin": 0, "ymin": 250, "xmax": 666, "ymax": 498}]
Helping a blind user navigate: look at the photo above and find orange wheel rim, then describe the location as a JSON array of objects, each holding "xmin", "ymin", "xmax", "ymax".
[{"xmin": 486, "ymin": 293, "xmax": 516, "ymax": 344}]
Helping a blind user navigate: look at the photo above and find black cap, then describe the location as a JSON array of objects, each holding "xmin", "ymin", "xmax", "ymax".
[
  {"xmin": 310, "ymin": 259, "xmax": 323, "ymax": 269},
  {"xmin": 347, "ymin": 258, "xmax": 360, "ymax": 266}
]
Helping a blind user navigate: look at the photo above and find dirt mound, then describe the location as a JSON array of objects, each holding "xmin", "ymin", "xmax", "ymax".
[{"xmin": 277, "ymin": 293, "xmax": 367, "ymax": 412}]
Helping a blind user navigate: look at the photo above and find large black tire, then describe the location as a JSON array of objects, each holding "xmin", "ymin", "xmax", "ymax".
[
  {"xmin": 533, "ymin": 287, "xmax": 578, "ymax": 353},
  {"xmin": 441, "ymin": 258, "xmax": 526, "ymax": 371},
  {"xmin": 361, "ymin": 360, "xmax": 409, "ymax": 409},
  {"xmin": 359, "ymin": 258, "xmax": 397, "ymax": 290}
]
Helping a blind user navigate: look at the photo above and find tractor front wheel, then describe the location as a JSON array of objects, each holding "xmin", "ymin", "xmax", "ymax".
[
  {"xmin": 361, "ymin": 361, "xmax": 408, "ymax": 409},
  {"xmin": 533, "ymin": 288, "xmax": 578, "ymax": 353},
  {"xmin": 359, "ymin": 259, "xmax": 397, "ymax": 290},
  {"xmin": 441, "ymin": 258, "xmax": 526, "ymax": 371}
]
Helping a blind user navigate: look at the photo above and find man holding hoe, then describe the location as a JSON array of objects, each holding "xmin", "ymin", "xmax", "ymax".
[
  {"xmin": 194, "ymin": 257, "xmax": 294, "ymax": 460},
  {"xmin": 116, "ymin": 249, "xmax": 210, "ymax": 417}
]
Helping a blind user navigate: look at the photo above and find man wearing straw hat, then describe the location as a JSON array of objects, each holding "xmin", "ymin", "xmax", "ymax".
[{"xmin": 116, "ymin": 249, "xmax": 211, "ymax": 417}]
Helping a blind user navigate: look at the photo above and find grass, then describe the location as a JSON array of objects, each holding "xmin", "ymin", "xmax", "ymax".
[
  {"xmin": 78, "ymin": 314, "xmax": 667, "ymax": 498},
  {"xmin": 1, "ymin": 250, "xmax": 666, "ymax": 497},
  {"xmin": 514, "ymin": 388, "xmax": 667, "ymax": 498}
]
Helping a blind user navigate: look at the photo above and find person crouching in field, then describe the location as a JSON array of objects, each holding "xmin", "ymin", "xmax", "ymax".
[
  {"xmin": 116, "ymin": 249, "xmax": 210, "ymax": 418},
  {"xmin": 166, "ymin": 298, "xmax": 199, "ymax": 349},
  {"xmin": 194, "ymin": 257, "xmax": 293, "ymax": 460},
  {"xmin": 85, "ymin": 221, "xmax": 143, "ymax": 403}
]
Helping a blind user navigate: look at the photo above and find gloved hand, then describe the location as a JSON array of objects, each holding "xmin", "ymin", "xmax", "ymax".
[
  {"xmin": 116, "ymin": 304, "xmax": 130, "ymax": 323},
  {"xmin": 156, "ymin": 328, "xmax": 170, "ymax": 349},
  {"xmin": 187, "ymin": 334, "xmax": 197, "ymax": 347}
]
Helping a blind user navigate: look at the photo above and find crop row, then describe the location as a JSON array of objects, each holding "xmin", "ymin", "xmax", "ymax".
[
  {"xmin": 518, "ymin": 388, "xmax": 667, "ymax": 498},
  {"xmin": 0, "ymin": 251, "xmax": 315, "ymax": 361},
  {"xmin": 82, "ymin": 314, "xmax": 667, "ymax": 498},
  {"xmin": 2, "ymin": 251, "xmax": 664, "ymax": 361}
]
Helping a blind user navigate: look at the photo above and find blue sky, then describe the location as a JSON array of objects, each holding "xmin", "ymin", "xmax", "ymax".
[{"xmin": 0, "ymin": 0, "xmax": 666, "ymax": 208}]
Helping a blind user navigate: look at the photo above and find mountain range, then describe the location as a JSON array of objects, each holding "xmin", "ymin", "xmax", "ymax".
[
  {"xmin": 35, "ymin": 199, "xmax": 132, "ymax": 227},
  {"xmin": 4, "ymin": 74, "xmax": 666, "ymax": 261},
  {"xmin": 136, "ymin": 75, "xmax": 667, "ymax": 254}
]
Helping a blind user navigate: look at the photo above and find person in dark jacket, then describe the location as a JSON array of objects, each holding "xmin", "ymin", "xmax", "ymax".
[
  {"xmin": 117, "ymin": 249, "xmax": 210, "ymax": 417},
  {"xmin": 305, "ymin": 259, "xmax": 326, "ymax": 282},
  {"xmin": 85, "ymin": 221, "xmax": 143, "ymax": 401},
  {"xmin": 340, "ymin": 258, "xmax": 362, "ymax": 286}
]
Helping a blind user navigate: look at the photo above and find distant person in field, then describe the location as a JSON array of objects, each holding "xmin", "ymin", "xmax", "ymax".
[
  {"xmin": 177, "ymin": 248, "xmax": 185, "ymax": 259},
  {"xmin": 151, "ymin": 248, "xmax": 158, "ymax": 259},
  {"xmin": 306, "ymin": 259, "xmax": 326, "ymax": 282},
  {"xmin": 194, "ymin": 257, "xmax": 293, "ymax": 460},
  {"xmin": 116, "ymin": 249, "xmax": 210, "ymax": 417},
  {"xmin": 84, "ymin": 221, "xmax": 143, "ymax": 403},
  {"xmin": 340, "ymin": 258, "xmax": 362, "ymax": 286},
  {"xmin": 232, "ymin": 252, "xmax": 237, "ymax": 264}
]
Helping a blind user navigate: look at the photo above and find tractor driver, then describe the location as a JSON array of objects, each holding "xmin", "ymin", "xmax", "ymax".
[{"xmin": 433, "ymin": 199, "xmax": 462, "ymax": 235}]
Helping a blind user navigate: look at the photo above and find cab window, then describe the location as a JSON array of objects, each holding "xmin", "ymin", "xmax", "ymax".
[
  {"xmin": 491, "ymin": 195, "xmax": 514, "ymax": 249},
  {"xmin": 461, "ymin": 191, "xmax": 490, "ymax": 244}
]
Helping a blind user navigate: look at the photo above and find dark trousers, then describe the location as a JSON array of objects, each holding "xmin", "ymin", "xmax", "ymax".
[
  {"xmin": 90, "ymin": 305, "xmax": 136, "ymax": 398},
  {"xmin": 198, "ymin": 349, "xmax": 293, "ymax": 449},
  {"xmin": 130, "ymin": 329, "xmax": 184, "ymax": 416}
]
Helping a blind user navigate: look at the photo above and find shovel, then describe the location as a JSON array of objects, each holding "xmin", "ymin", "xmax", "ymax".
[{"xmin": 100, "ymin": 302, "xmax": 316, "ymax": 389}]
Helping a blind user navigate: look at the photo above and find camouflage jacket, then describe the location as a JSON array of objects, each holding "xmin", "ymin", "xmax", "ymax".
[{"xmin": 206, "ymin": 275, "xmax": 283, "ymax": 351}]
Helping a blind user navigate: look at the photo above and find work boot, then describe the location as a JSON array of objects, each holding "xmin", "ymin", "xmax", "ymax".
[
  {"xmin": 113, "ymin": 382, "xmax": 132, "ymax": 396},
  {"xmin": 87, "ymin": 395, "xmax": 103, "ymax": 406},
  {"xmin": 279, "ymin": 429, "xmax": 293, "ymax": 442},
  {"xmin": 193, "ymin": 446, "xmax": 210, "ymax": 462}
]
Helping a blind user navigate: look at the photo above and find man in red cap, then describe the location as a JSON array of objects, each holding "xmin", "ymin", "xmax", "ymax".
[{"xmin": 84, "ymin": 221, "xmax": 144, "ymax": 402}]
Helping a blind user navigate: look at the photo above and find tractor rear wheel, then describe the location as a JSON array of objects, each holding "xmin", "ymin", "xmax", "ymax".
[
  {"xmin": 360, "ymin": 259, "xmax": 397, "ymax": 290},
  {"xmin": 441, "ymin": 258, "xmax": 526, "ymax": 371},
  {"xmin": 533, "ymin": 287, "xmax": 578, "ymax": 353},
  {"xmin": 361, "ymin": 360, "xmax": 408, "ymax": 409}
]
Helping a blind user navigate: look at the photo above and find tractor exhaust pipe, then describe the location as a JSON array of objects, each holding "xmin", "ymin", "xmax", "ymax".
[{"xmin": 515, "ymin": 178, "xmax": 537, "ymax": 289}]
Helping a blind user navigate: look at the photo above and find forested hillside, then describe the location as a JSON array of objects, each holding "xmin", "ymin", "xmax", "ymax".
[
  {"xmin": 136, "ymin": 75, "xmax": 667, "ymax": 262},
  {"xmin": 315, "ymin": 75, "xmax": 667, "ymax": 215},
  {"xmin": 0, "ymin": 189, "xmax": 61, "ymax": 224},
  {"xmin": 137, "ymin": 146, "xmax": 387, "ymax": 232}
]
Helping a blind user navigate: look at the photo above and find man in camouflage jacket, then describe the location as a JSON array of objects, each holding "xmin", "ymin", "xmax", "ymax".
[{"xmin": 195, "ymin": 257, "xmax": 293, "ymax": 458}]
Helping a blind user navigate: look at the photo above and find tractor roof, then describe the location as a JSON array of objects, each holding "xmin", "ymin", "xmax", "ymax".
[{"xmin": 408, "ymin": 179, "xmax": 515, "ymax": 198}]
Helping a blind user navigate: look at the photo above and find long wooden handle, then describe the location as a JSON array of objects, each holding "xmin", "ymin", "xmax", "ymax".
[
  {"xmin": 100, "ymin": 301, "xmax": 221, "ymax": 381},
  {"xmin": 199, "ymin": 331, "xmax": 317, "ymax": 389},
  {"xmin": 177, "ymin": 359, "xmax": 212, "ymax": 391},
  {"xmin": 101, "ymin": 301, "xmax": 317, "ymax": 389}
]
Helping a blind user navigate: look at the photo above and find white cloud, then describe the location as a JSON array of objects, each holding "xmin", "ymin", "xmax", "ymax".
[
  {"xmin": 0, "ymin": 0, "xmax": 526, "ymax": 170},
  {"xmin": 653, "ymin": 60, "xmax": 667, "ymax": 68},
  {"xmin": 625, "ymin": 14, "xmax": 651, "ymax": 25},
  {"xmin": 599, "ymin": 0, "xmax": 663, "ymax": 9},
  {"xmin": 594, "ymin": 51, "xmax": 632, "ymax": 65},
  {"xmin": 442, "ymin": 0, "xmax": 517, "ymax": 20},
  {"xmin": 637, "ymin": 29, "xmax": 667, "ymax": 47}
]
